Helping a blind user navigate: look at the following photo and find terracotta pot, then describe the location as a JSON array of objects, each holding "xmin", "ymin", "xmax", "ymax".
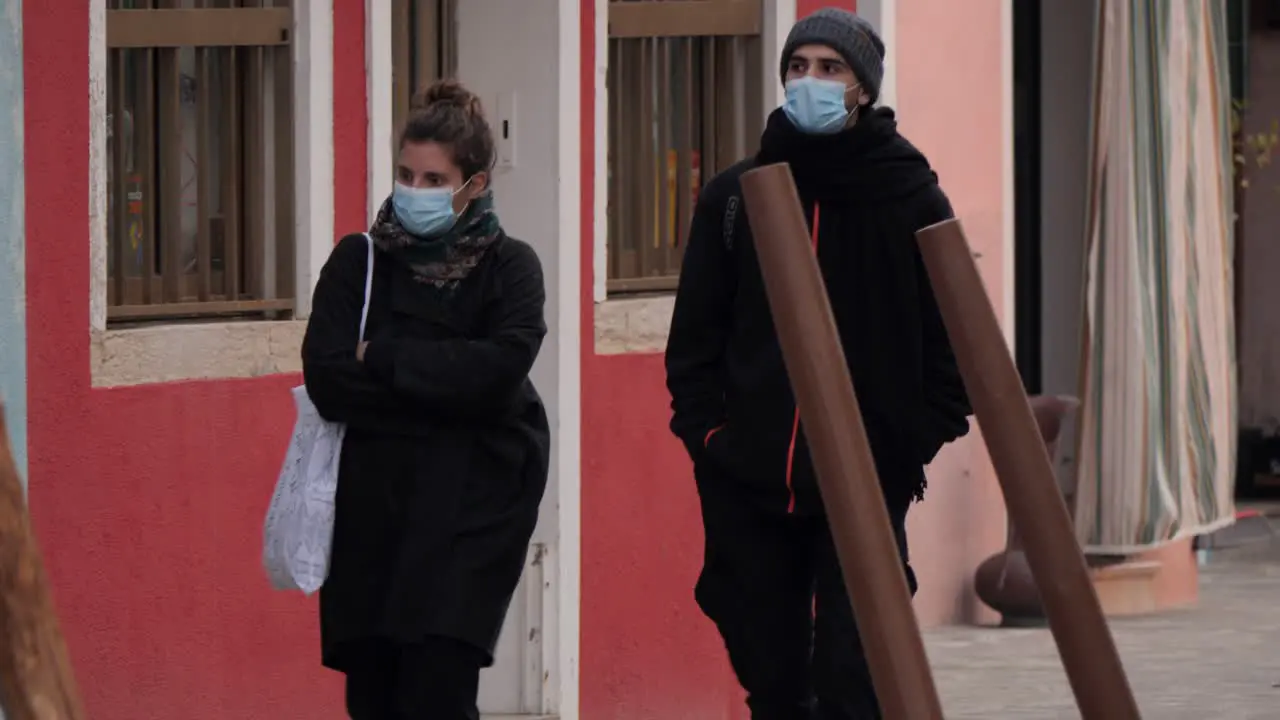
[
  {"xmin": 971, "ymin": 395, "xmax": 1079, "ymax": 625},
  {"xmin": 974, "ymin": 550, "xmax": 1045, "ymax": 625}
]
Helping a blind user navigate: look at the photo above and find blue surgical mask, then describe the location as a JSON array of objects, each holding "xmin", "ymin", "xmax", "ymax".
[
  {"xmin": 783, "ymin": 77, "xmax": 858, "ymax": 135},
  {"xmin": 392, "ymin": 180, "xmax": 469, "ymax": 237}
]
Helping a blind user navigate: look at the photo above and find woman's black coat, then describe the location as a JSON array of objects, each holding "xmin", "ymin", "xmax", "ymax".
[{"xmin": 301, "ymin": 231, "xmax": 550, "ymax": 670}]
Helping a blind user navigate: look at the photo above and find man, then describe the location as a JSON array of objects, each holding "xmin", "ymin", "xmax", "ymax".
[{"xmin": 664, "ymin": 9, "xmax": 972, "ymax": 719}]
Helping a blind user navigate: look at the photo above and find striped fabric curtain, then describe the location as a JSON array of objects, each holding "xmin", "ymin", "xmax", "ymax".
[{"xmin": 1073, "ymin": 0, "xmax": 1238, "ymax": 553}]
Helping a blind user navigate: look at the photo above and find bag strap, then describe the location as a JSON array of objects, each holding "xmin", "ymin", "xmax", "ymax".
[{"xmin": 359, "ymin": 233, "xmax": 375, "ymax": 340}]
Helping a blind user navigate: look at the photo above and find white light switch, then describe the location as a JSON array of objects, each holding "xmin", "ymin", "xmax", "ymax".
[{"xmin": 496, "ymin": 91, "xmax": 517, "ymax": 170}]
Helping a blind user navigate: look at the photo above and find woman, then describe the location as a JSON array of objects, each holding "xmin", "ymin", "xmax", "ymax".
[{"xmin": 301, "ymin": 79, "xmax": 549, "ymax": 719}]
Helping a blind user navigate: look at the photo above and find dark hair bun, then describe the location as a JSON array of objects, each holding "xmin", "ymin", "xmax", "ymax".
[
  {"xmin": 410, "ymin": 79, "xmax": 485, "ymax": 119},
  {"xmin": 400, "ymin": 79, "xmax": 496, "ymax": 178}
]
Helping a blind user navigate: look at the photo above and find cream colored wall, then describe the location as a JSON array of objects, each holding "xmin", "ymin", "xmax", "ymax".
[
  {"xmin": 456, "ymin": 0, "xmax": 583, "ymax": 712},
  {"xmin": 895, "ymin": 0, "xmax": 1012, "ymax": 627}
]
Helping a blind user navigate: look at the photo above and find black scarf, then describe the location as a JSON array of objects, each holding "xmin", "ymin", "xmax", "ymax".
[{"xmin": 757, "ymin": 106, "xmax": 939, "ymax": 202}]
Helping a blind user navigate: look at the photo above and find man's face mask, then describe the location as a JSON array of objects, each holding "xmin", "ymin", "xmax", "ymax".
[{"xmin": 783, "ymin": 77, "xmax": 860, "ymax": 135}]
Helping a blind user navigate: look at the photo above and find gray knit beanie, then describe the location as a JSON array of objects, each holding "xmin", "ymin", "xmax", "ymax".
[{"xmin": 780, "ymin": 8, "xmax": 885, "ymax": 105}]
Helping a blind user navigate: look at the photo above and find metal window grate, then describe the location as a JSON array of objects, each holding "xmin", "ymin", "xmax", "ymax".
[
  {"xmin": 105, "ymin": 0, "xmax": 295, "ymax": 324},
  {"xmin": 606, "ymin": 0, "xmax": 764, "ymax": 295}
]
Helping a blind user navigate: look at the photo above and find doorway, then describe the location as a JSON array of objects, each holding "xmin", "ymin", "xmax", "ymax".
[
  {"xmin": 1234, "ymin": 0, "xmax": 1280, "ymax": 501},
  {"xmin": 1012, "ymin": 0, "xmax": 1042, "ymax": 393},
  {"xmin": 387, "ymin": 5, "xmax": 552, "ymax": 715}
]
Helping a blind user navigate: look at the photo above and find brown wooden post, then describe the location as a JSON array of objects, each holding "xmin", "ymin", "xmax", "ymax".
[
  {"xmin": 915, "ymin": 219, "xmax": 1140, "ymax": 719},
  {"xmin": 0, "ymin": 404, "xmax": 86, "ymax": 720},
  {"xmin": 740, "ymin": 163, "xmax": 944, "ymax": 719}
]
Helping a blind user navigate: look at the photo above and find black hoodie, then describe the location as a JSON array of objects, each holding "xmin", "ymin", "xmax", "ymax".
[{"xmin": 665, "ymin": 107, "xmax": 972, "ymax": 517}]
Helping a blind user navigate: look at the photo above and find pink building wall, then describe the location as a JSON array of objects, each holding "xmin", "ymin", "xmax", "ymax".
[
  {"xmin": 895, "ymin": 0, "xmax": 1010, "ymax": 626},
  {"xmin": 578, "ymin": 1, "xmax": 1012, "ymax": 717}
]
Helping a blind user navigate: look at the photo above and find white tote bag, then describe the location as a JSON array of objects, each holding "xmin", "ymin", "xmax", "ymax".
[{"xmin": 263, "ymin": 234, "xmax": 375, "ymax": 594}]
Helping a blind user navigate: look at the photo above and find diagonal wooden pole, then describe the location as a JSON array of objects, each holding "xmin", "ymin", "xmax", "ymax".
[
  {"xmin": 915, "ymin": 219, "xmax": 1140, "ymax": 719},
  {"xmin": 740, "ymin": 163, "xmax": 944, "ymax": 719},
  {"xmin": 0, "ymin": 403, "xmax": 85, "ymax": 720}
]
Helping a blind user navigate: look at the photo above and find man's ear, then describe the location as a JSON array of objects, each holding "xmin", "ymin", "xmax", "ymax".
[
  {"xmin": 858, "ymin": 91, "xmax": 871, "ymax": 107},
  {"xmin": 470, "ymin": 171, "xmax": 490, "ymax": 195}
]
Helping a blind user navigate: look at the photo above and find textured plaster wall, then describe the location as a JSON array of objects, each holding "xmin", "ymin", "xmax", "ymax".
[
  {"xmin": 20, "ymin": 0, "xmax": 361, "ymax": 716},
  {"xmin": 0, "ymin": 0, "xmax": 25, "ymax": 482},
  {"xmin": 891, "ymin": 0, "xmax": 1012, "ymax": 628}
]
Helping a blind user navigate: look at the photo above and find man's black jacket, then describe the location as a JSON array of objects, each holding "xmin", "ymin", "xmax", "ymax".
[{"xmin": 665, "ymin": 107, "xmax": 973, "ymax": 516}]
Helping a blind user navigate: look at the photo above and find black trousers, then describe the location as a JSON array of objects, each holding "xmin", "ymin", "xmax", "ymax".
[
  {"xmin": 342, "ymin": 636, "xmax": 488, "ymax": 720},
  {"xmin": 694, "ymin": 475, "xmax": 917, "ymax": 720}
]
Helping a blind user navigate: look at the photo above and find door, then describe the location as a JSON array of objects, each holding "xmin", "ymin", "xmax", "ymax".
[{"xmin": 390, "ymin": 2, "xmax": 550, "ymax": 714}]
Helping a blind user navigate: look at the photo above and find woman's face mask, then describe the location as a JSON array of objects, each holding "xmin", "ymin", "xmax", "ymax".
[
  {"xmin": 392, "ymin": 177, "xmax": 473, "ymax": 237},
  {"xmin": 783, "ymin": 77, "xmax": 860, "ymax": 135}
]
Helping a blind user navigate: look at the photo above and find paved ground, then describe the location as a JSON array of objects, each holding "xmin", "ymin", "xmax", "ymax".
[{"xmin": 924, "ymin": 532, "xmax": 1280, "ymax": 718}]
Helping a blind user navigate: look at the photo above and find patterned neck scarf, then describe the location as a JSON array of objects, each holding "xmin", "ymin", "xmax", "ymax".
[{"xmin": 368, "ymin": 189, "xmax": 502, "ymax": 288}]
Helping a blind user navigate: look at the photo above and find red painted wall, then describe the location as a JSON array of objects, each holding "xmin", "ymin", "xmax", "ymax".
[
  {"xmin": 333, "ymin": 0, "xmax": 369, "ymax": 236},
  {"xmin": 21, "ymin": 0, "xmax": 861, "ymax": 716},
  {"xmin": 22, "ymin": 1, "xmax": 366, "ymax": 717},
  {"xmin": 575, "ymin": 0, "xmax": 792, "ymax": 716},
  {"xmin": 797, "ymin": 0, "xmax": 856, "ymax": 18}
]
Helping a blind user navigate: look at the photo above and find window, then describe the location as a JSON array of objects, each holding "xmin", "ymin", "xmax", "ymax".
[
  {"xmin": 391, "ymin": 0, "xmax": 457, "ymax": 136},
  {"xmin": 606, "ymin": 0, "xmax": 764, "ymax": 294},
  {"xmin": 105, "ymin": 1, "xmax": 294, "ymax": 325}
]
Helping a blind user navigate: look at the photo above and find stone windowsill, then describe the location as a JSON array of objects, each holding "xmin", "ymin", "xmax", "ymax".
[
  {"xmin": 90, "ymin": 321, "xmax": 306, "ymax": 388},
  {"xmin": 593, "ymin": 295, "xmax": 673, "ymax": 356},
  {"xmin": 91, "ymin": 293, "xmax": 677, "ymax": 387}
]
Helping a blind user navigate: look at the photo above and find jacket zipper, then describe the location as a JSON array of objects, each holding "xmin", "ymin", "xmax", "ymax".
[{"xmin": 783, "ymin": 202, "xmax": 821, "ymax": 513}]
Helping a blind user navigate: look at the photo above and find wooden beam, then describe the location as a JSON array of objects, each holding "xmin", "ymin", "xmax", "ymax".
[
  {"xmin": 0, "ymin": 404, "xmax": 86, "ymax": 720},
  {"xmin": 608, "ymin": 1, "xmax": 762, "ymax": 38},
  {"xmin": 740, "ymin": 164, "xmax": 945, "ymax": 719},
  {"xmin": 915, "ymin": 218, "xmax": 1141, "ymax": 719},
  {"xmin": 107, "ymin": 8, "xmax": 292, "ymax": 48}
]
